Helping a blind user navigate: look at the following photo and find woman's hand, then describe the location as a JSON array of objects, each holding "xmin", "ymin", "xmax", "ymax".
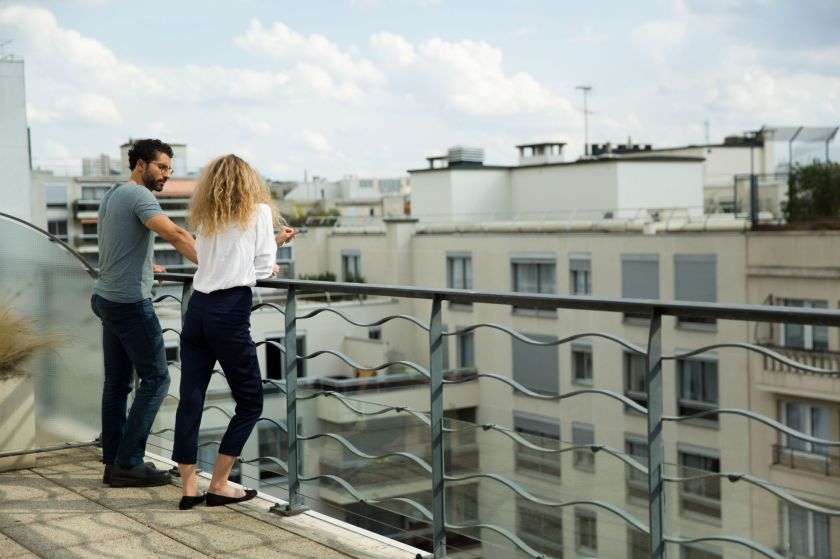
[
  {"xmin": 275, "ymin": 226, "xmax": 298, "ymax": 246},
  {"xmin": 269, "ymin": 264, "xmax": 280, "ymax": 278}
]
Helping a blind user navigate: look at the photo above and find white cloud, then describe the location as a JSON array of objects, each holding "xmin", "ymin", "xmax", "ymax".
[
  {"xmin": 0, "ymin": 5, "xmax": 151, "ymax": 91},
  {"xmin": 370, "ymin": 32, "xmax": 416, "ymax": 67},
  {"xmin": 26, "ymin": 102, "xmax": 55, "ymax": 123},
  {"xmin": 44, "ymin": 93, "xmax": 121, "ymax": 125},
  {"xmin": 237, "ymin": 116, "xmax": 272, "ymax": 137},
  {"xmin": 630, "ymin": 19, "xmax": 687, "ymax": 67},
  {"xmin": 299, "ymin": 129, "xmax": 332, "ymax": 153},
  {"xmin": 233, "ymin": 19, "xmax": 384, "ymax": 85},
  {"xmin": 415, "ymin": 38, "xmax": 574, "ymax": 117}
]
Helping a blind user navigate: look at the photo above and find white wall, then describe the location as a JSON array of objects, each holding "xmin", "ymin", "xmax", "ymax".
[
  {"xmin": 449, "ymin": 169, "xmax": 511, "ymax": 220},
  {"xmin": 510, "ymin": 161, "xmax": 618, "ymax": 219},
  {"xmin": 409, "ymin": 170, "xmax": 453, "ymax": 219},
  {"xmin": 0, "ymin": 58, "xmax": 33, "ymax": 223},
  {"xmin": 615, "ymin": 160, "xmax": 705, "ymax": 218}
]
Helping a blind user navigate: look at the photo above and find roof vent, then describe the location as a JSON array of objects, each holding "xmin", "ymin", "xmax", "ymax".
[{"xmin": 447, "ymin": 146, "xmax": 484, "ymax": 168}]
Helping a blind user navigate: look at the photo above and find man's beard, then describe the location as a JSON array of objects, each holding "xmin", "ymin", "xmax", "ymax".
[{"xmin": 143, "ymin": 170, "xmax": 166, "ymax": 192}]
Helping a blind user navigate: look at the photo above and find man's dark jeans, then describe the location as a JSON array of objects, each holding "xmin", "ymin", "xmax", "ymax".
[{"xmin": 91, "ymin": 294, "xmax": 170, "ymax": 466}]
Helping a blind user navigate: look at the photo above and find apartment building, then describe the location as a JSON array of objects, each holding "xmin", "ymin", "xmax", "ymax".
[{"xmin": 269, "ymin": 142, "xmax": 840, "ymax": 558}]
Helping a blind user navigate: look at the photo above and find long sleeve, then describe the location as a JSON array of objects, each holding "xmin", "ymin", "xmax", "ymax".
[{"xmin": 253, "ymin": 204, "xmax": 276, "ymax": 279}]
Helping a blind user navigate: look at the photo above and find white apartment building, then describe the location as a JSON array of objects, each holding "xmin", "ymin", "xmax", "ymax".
[{"xmin": 268, "ymin": 142, "xmax": 840, "ymax": 558}]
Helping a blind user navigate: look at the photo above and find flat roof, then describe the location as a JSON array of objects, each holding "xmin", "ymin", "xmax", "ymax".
[{"xmin": 408, "ymin": 155, "xmax": 705, "ymax": 174}]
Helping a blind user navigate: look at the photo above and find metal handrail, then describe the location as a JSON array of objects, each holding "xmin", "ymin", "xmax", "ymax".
[{"xmin": 156, "ymin": 273, "xmax": 840, "ymax": 559}]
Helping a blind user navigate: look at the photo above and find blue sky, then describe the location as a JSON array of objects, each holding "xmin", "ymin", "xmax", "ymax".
[{"xmin": 2, "ymin": 0, "xmax": 839, "ymax": 179}]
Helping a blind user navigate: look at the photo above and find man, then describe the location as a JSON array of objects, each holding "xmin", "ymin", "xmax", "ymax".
[{"xmin": 91, "ymin": 139, "xmax": 197, "ymax": 487}]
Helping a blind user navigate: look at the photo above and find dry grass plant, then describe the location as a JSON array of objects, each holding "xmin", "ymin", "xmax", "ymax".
[{"xmin": 0, "ymin": 304, "xmax": 59, "ymax": 381}]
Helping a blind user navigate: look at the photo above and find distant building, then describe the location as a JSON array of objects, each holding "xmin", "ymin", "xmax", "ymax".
[
  {"xmin": 81, "ymin": 154, "xmax": 120, "ymax": 177},
  {"xmin": 0, "ymin": 55, "xmax": 35, "ymax": 225},
  {"xmin": 280, "ymin": 174, "xmax": 410, "ymax": 222}
]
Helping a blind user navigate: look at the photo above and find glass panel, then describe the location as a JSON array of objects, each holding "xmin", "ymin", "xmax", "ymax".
[{"xmin": 0, "ymin": 215, "xmax": 102, "ymax": 459}]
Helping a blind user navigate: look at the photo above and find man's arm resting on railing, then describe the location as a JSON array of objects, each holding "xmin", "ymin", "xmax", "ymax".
[{"xmin": 144, "ymin": 215, "xmax": 198, "ymax": 264}]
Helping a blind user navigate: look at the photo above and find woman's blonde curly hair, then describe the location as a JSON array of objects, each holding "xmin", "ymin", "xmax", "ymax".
[{"xmin": 189, "ymin": 154, "xmax": 282, "ymax": 236}]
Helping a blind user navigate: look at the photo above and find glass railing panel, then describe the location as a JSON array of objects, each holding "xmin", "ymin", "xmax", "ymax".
[{"xmin": 0, "ymin": 214, "xmax": 101, "ymax": 458}]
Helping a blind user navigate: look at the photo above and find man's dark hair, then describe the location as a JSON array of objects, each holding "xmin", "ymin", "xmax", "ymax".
[{"xmin": 127, "ymin": 139, "xmax": 174, "ymax": 170}]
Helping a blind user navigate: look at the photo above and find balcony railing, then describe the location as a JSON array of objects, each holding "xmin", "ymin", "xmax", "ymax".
[
  {"xmin": 148, "ymin": 273, "xmax": 840, "ymax": 559},
  {"xmin": 762, "ymin": 344, "xmax": 840, "ymax": 374},
  {"xmin": 3, "ymin": 210, "xmax": 840, "ymax": 559},
  {"xmin": 772, "ymin": 444, "xmax": 840, "ymax": 477}
]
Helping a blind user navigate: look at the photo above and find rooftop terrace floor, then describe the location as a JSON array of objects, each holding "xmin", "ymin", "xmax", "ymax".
[{"xmin": 0, "ymin": 448, "xmax": 415, "ymax": 559}]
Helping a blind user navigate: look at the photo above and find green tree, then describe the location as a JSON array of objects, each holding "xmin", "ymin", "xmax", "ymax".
[{"xmin": 783, "ymin": 161, "xmax": 840, "ymax": 222}]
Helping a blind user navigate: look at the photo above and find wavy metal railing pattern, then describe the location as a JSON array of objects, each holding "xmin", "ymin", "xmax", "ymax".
[{"xmin": 152, "ymin": 276, "xmax": 840, "ymax": 559}]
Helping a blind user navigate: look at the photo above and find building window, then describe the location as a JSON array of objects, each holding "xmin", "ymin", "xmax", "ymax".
[
  {"xmin": 780, "ymin": 299, "xmax": 829, "ymax": 351},
  {"xmin": 512, "ymin": 256, "xmax": 556, "ymax": 295},
  {"xmin": 447, "ymin": 254, "xmax": 473, "ymax": 290},
  {"xmin": 571, "ymin": 343, "xmax": 593, "ymax": 385},
  {"xmin": 45, "ymin": 184, "xmax": 68, "ymax": 207},
  {"xmin": 624, "ymin": 352, "xmax": 647, "ymax": 408},
  {"xmin": 80, "ymin": 185, "xmax": 111, "ymax": 200},
  {"xmin": 575, "ymin": 508, "xmax": 598, "ymax": 556},
  {"xmin": 783, "ymin": 503, "xmax": 831, "ymax": 559},
  {"xmin": 572, "ymin": 423, "xmax": 595, "ymax": 472},
  {"xmin": 511, "ymin": 255, "xmax": 556, "ymax": 314},
  {"xmin": 621, "ymin": 254, "xmax": 659, "ymax": 321},
  {"xmin": 780, "ymin": 401, "xmax": 829, "ymax": 455},
  {"xmin": 674, "ymin": 255, "xmax": 716, "ymax": 326},
  {"xmin": 457, "ymin": 330, "xmax": 475, "ymax": 369},
  {"xmin": 514, "ymin": 412, "xmax": 561, "ymax": 478},
  {"xmin": 570, "ymin": 252, "xmax": 591, "ymax": 295},
  {"xmin": 264, "ymin": 334, "xmax": 306, "ymax": 380},
  {"xmin": 628, "ymin": 527, "xmax": 650, "ymax": 559},
  {"xmin": 517, "ymin": 501, "xmax": 563, "ymax": 558},
  {"xmin": 678, "ymin": 449, "xmax": 721, "ymax": 520},
  {"xmin": 625, "ymin": 436, "xmax": 649, "ymax": 501},
  {"xmin": 681, "ymin": 544, "xmax": 723, "ymax": 559},
  {"xmin": 341, "ymin": 250, "xmax": 361, "ymax": 282},
  {"xmin": 368, "ymin": 325, "xmax": 382, "ymax": 340},
  {"xmin": 677, "ymin": 357, "xmax": 719, "ymax": 422},
  {"xmin": 512, "ymin": 333, "xmax": 559, "ymax": 395},
  {"xmin": 47, "ymin": 219, "xmax": 68, "ymax": 240},
  {"xmin": 82, "ymin": 222, "xmax": 97, "ymax": 236}
]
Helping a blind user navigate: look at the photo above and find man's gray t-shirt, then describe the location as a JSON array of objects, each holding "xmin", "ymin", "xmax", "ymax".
[{"xmin": 93, "ymin": 183, "xmax": 163, "ymax": 303}]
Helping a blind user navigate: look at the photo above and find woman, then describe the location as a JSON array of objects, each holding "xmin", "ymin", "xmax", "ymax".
[{"xmin": 172, "ymin": 154, "xmax": 296, "ymax": 509}]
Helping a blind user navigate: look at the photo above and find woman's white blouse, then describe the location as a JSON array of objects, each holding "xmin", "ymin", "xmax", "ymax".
[{"xmin": 193, "ymin": 203, "xmax": 275, "ymax": 294}]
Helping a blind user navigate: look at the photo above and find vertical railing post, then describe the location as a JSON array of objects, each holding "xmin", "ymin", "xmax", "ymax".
[
  {"xmin": 429, "ymin": 296, "xmax": 447, "ymax": 558},
  {"xmin": 647, "ymin": 308, "xmax": 665, "ymax": 558},
  {"xmin": 275, "ymin": 285, "xmax": 308, "ymax": 515}
]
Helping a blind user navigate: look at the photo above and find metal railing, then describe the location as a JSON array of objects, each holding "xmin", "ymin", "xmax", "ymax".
[
  {"xmin": 152, "ymin": 273, "xmax": 840, "ymax": 559},
  {"xmin": 772, "ymin": 444, "xmax": 840, "ymax": 477}
]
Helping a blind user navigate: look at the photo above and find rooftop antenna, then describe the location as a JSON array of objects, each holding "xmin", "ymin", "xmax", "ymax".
[
  {"xmin": 0, "ymin": 40, "xmax": 12, "ymax": 58},
  {"xmin": 575, "ymin": 84, "xmax": 593, "ymax": 156}
]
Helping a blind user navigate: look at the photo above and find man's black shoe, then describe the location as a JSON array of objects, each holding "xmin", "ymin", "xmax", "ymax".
[
  {"xmin": 103, "ymin": 461, "xmax": 158, "ymax": 484},
  {"xmin": 109, "ymin": 463, "xmax": 172, "ymax": 487}
]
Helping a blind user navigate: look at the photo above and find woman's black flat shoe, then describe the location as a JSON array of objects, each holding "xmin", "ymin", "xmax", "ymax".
[
  {"xmin": 206, "ymin": 489, "xmax": 258, "ymax": 507},
  {"xmin": 179, "ymin": 493, "xmax": 206, "ymax": 510}
]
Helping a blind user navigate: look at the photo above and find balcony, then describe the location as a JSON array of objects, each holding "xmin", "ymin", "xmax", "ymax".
[
  {"xmin": 756, "ymin": 345, "xmax": 840, "ymax": 397},
  {"xmin": 0, "ymin": 447, "xmax": 413, "ymax": 558},
  {"xmin": 3, "ymin": 211, "xmax": 840, "ymax": 559},
  {"xmin": 772, "ymin": 444, "xmax": 840, "ymax": 477}
]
